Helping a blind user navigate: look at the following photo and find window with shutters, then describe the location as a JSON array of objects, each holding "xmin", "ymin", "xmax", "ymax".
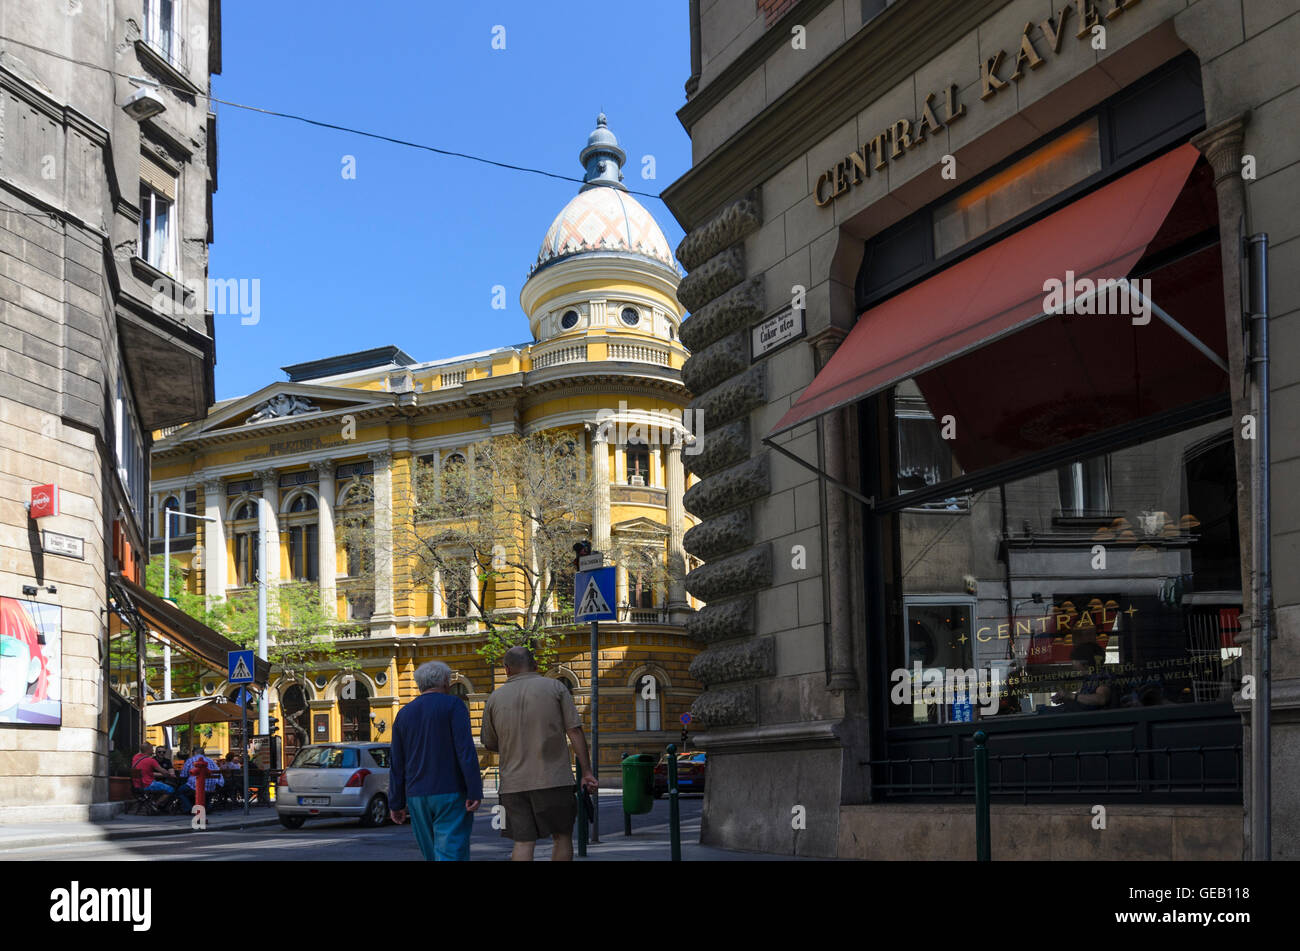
[{"xmin": 139, "ymin": 153, "xmax": 178, "ymax": 275}]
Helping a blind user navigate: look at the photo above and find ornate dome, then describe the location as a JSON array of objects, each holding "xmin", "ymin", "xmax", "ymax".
[{"xmin": 528, "ymin": 115, "xmax": 678, "ymax": 277}]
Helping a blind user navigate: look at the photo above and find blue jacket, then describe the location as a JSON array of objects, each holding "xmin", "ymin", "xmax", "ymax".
[{"xmin": 389, "ymin": 691, "xmax": 483, "ymax": 810}]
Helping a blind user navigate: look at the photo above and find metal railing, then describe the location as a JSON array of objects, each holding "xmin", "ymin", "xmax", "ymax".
[{"xmin": 866, "ymin": 743, "xmax": 1242, "ymax": 802}]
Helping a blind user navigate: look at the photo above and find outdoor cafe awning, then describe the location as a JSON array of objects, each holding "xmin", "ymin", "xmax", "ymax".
[
  {"xmin": 113, "ymin": 576, "xmax": 271, "ymax": 684},
  {"xmin": 767, "ymin": 143, "xmax": 1226, "ymax": 468},
  {"xmin": 145, "ymin": 697, "xmax": 248, "ymax": 728}
]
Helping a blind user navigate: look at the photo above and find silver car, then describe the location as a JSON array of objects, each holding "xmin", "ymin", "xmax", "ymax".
[{"xmin": 276, "ymin": 742, "xmax": 391, "ymax": 829}]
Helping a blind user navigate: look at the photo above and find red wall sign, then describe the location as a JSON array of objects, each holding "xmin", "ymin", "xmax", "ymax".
[{"xmin": 29, "ymin": 484, "xmax": 58, "ymax": 519}]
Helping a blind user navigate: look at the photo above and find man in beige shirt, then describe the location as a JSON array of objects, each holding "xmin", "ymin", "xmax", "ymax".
[{"xmin": 481, "ymin": 646, "xmax": 597, "ymax": 861}]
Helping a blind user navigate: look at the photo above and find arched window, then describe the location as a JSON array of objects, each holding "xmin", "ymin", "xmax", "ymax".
[
  {"xmin": 442, "ymin": 561, "xmax": 471, "ymax": 617},
  {"xmin": 231, "ymin": 500, "xmax": 259, "ymax": 587},
  {"xmin": 635, "ymin": 675, "xmax": 661, "ymax": 731},
  {"xmin": 627, "ymin": 549, "xmax": 659, "ymax": 609},
  {"xmin": 626, "ymin": 440, "xmax": 650, "ymax": 486},
  {"xmin": 160, "ymin": 495, "xmax": 181, "ymax": 536},
  {"xmin": 286, "ymin": 493, "xmax": 319, "ymax": 582},
  {"xmin": 340, "ymin": 678, "xmax": 371, "ymax": 742}
]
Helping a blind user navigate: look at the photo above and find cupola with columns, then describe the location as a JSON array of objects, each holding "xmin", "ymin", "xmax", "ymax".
[{"xmin": 521, "ymin": 114, "xmax": 684, "ymax": 349}]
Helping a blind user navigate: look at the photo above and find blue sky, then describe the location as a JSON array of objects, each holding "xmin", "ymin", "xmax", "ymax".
[{"xmin": 209, "ymin": 2, "xmax": 691, "ymax": 401}]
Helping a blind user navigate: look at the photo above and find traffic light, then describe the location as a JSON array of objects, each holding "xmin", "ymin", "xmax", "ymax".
[{"xmin": 266, "ymin": 716, "xmax": 279, "ymax": 734}]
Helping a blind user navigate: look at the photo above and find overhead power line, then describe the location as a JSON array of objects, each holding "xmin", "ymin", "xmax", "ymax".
[{"xmin": 0, "ymin": 34, "xmax": 666, "ymax": 201}]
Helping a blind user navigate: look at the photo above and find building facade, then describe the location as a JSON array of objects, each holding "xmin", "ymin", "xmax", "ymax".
[
  {"xmin": 149, "ymin": 118, "xmax": 704, "ymax": 773},
  {"xmin": 1, "ymin": 0, "xmax": 221, "ymax": 820},
  {"xmin": 666, "ymin": 0, "xmax": 1295, "ymax": 858}
]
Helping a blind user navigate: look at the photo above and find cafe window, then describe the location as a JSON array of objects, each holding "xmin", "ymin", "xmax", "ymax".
[
  {"xmin": 932, "ymin": 119, "xmax": 1101, "ymax": 259},
  {"xmin": 896, "ymin": 600, "xmax": 976, "ymax": 726},
  {"xmin": 884, "ymin": 418, "xmax": 1242, "ymax": 730},
  {"xmin": 856, "ymin": 55, "xmax": 1206, "ymax": 310}
]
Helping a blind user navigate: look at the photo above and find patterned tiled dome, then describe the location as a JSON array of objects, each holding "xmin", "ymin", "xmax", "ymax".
[
  {"xmin": 528, "ymin": 115, "xmax": 677, "ymax": 277},
  {"xmin": 532, "ymin": 186, "xmax": 676, "ymax": 276}
]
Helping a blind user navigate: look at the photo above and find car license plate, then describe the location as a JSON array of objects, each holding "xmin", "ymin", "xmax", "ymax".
[{"xmin": 299, "ymin": 796, "xmax": 328, "ymax": 805}]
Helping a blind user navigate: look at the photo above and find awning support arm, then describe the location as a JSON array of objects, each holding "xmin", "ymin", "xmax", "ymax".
[
  {"xmin": 1138, "ymin": 289, "xmax": 1230, "ymax": 374},
  {"xmin": 761, "ymin": 436, "xmax": 875, "ymax": 510}
]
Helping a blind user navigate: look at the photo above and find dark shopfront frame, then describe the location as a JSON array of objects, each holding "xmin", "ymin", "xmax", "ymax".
[
  {"xmin": 860, "ymin": 399, "xmax": 1244, "ymax": 806},
  {"xmin": 851, "ymin": 55, "xmax": 1242, "ymax": 806}
]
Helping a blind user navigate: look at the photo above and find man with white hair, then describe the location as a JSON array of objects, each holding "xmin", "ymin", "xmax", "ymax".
[{"xmin": 389, "ymin": 660, "xmax": 482, "ymax": 860}]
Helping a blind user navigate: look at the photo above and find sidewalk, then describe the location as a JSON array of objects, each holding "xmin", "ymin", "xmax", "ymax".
[{"xmin": 0, "ymin": 807, "xmax": 281, "ymax": 852}]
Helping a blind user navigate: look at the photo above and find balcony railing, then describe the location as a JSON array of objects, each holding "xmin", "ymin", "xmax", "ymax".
[
  {"xmin": 607, "ymin": 342, "xmax": 670, "ymax": 365},
  {"xmin": 532, "ymin": 344, "xmax": 587, "ymax": 369}
]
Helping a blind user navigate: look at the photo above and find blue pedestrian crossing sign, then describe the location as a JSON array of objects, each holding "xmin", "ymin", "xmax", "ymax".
[
  {"xmin": 228, "ymin": 650, "xmax": 255, "ymax": 685},
  {"xmin": 575, "ymin": 567, "xmax": 617, "ymax": 622}
]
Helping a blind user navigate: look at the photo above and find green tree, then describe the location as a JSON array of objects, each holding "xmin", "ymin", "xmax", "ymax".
[
  {"xmin": 341, "ymin": 430, "xmax": 671, "ymax": 670},
  {"xmin": 144, "ymin": 558, "xmax": 359, "ymax": 689}
]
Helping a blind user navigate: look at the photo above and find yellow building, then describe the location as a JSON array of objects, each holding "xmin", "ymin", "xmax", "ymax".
[{"xmin": 148, "ymin": 116, "xmax": 702, "ymax": 773}]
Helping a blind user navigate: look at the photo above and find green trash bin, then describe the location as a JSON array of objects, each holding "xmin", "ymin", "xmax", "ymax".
[{"xmin": 621, "ymin": 753, "xmax": 657, "ymax": 816}]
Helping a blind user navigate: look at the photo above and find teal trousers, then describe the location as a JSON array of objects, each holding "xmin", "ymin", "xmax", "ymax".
[{"xmin": 407, "ymin": 793, "xmax": 473, "ymax": 861}]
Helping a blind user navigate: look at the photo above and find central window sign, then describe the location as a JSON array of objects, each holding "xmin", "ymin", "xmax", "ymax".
[{"xmin": 752, "ymin": 305, "xmax": 805, "ymax": 361}]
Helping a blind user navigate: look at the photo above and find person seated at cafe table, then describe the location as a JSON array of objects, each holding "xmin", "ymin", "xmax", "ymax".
[
  {"xmin": 1049, "ymin": 642, "xmax": 1115, "ymax": 711},
  {"xmin": 178, "ymin": 745, "xmax": 224, "ymax": 811},
  {"xmin": 131, "ymin": 742, "xmax": 178, "ymax": 798}
]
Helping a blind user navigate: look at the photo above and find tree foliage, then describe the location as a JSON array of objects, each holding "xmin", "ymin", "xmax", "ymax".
[
  {"xmin": 144, "ymin": 557, "xmax": 358, "ymax": 689},
  {"xmin": 342, "ymin": 431, "xmax": 671, "ymax": 670}
]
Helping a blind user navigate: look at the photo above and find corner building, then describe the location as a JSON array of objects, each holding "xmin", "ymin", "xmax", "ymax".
[
  {"xmin": 150, "ymin": 118, "xmax": 703, "ymax": 773},
  {"xmin": 666, "ymin": 0, "xmax": 1297, "ymax": 858},
  {"xmin": 1, "ymin": 0, "xmax": 220, "ymax": 821}
]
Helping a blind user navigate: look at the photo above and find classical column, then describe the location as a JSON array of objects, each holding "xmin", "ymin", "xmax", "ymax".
[
  {"xmin": 1192, "ymin": 112, "xmax": 1263, "ymax": 860},
  {"xmin": 589, "ymin": 426, "xmax": 611, "ymax": 553},
  {"xmin": 1191, "ymin": 114, "xmax": 1255, "ymax": 632},
  {"xmin": 369, "ymin": 451, "xmax": 395, "ymax": 627},
  {"xmin": 665, "ymin": 442, "xmax": 689, "ymax": 618},
  {"xmin": 254, "ymin": 469, "xmax": 280, "ymax": 586},
  {"xmin": 313, "ymin": 459, "xmax": 337, "ymax": 617},
  {"xmin": 432, "ymin": 567, "xmax": 444, "ymax": 618},
  {"xmin": 467, "ymin": 562, "xmax": 481, "ymax": 632},
  {"xmin": 812, "ymin": 330, "xmax": 858, "ymax": 692},
  {"xmin": 616, "ymin": 566, "xmax": 629, "ymax": 618},
  {"xmin": 202, "ymin": 478, "xmax": 226, "ymax": 599}
]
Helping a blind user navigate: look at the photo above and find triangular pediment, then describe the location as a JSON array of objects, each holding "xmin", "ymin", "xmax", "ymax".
[
  {"xmin": 156, "ymin": 382, "xmax": 395, "ymax": 443},
  {"xmin": 612, "ymin": 516, "xmax": 668, "ymax": 536}
]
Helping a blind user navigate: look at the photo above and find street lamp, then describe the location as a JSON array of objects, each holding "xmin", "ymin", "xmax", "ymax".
[{"xmin": 162, "ymin": 507, "xmax": 216, "ymax": 747}]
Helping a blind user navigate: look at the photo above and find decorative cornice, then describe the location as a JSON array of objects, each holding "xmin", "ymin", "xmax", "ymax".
[
  {"xmin": 662, "ymin": 0, "xmax": 1011, "ymax": 229},
  {"xmin": 676, "ymin": 0, "xmax": 837, "ymax": 135}
]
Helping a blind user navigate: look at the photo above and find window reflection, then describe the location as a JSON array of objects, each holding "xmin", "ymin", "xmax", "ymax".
[{"xmin": 888, "ymin": 407, "xmax": 1243, "ymax": 727}]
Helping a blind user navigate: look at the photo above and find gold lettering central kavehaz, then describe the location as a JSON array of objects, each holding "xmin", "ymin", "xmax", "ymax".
[{"xmin": 813, "ymin": 0, "xmax": 1143, "ymax": 208}]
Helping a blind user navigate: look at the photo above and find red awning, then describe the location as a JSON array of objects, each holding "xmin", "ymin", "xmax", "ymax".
[{"xmin": 769, "ymin": 144, "xmax": 1207, "ymax": 440}]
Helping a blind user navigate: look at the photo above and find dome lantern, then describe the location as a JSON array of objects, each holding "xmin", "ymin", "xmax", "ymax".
[{"xmin": 578, "ymin": 113, "xmax": 627, "ymax": 193}]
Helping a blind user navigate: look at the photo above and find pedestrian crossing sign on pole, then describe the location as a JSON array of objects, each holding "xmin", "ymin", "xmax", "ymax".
[
  {"xmin": 228, "ymin": 650, "xmax": 255, "ymax": 685},
  {"xmin": 575, "ymin": 567, "xmax": 617, "ymax": 622}
]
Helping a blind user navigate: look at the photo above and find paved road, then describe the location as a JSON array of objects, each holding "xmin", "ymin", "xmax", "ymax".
[{"xmin": 4, "ymin": 792, "xmax": 709, "ymax": 862}]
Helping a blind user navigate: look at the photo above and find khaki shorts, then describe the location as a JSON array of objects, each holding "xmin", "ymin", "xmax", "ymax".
[{"xmin": 498, "ymin": 785, "xmax": 577, "ymax": 842}]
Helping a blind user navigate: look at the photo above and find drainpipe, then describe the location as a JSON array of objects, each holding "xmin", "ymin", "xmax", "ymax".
[{"xmin": 1247, "ymin": 232, "xmax": 1271, "ymax": 861}]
